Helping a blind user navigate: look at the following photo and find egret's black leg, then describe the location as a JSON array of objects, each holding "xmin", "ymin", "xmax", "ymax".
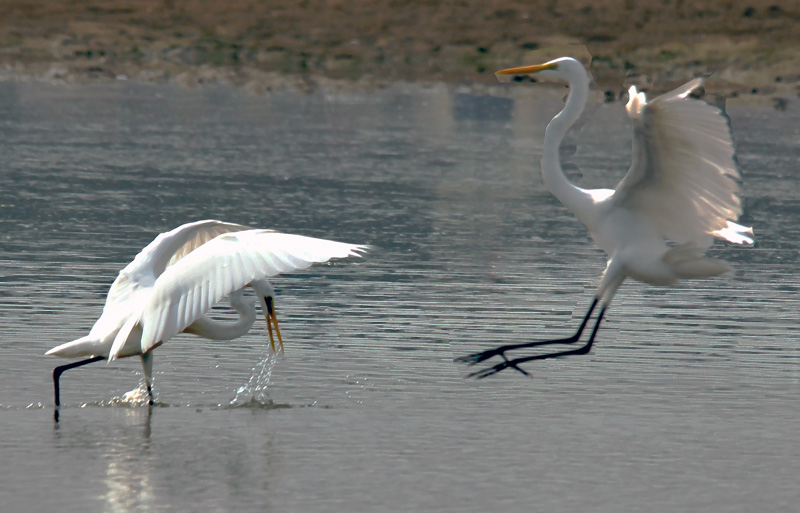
[
  {"xmin": 53, "ymin": 356, "xmax": 105, "ymax": 406},
  {"xmin": 469, "ymin": 307, "xmax": 607, "ymax": 379},
  {"xmin": 455, "ymin": 297, "xmax": 599, "ymax": 366},
  {"xmin": 141, "ymin": 352, "xmax": 154, "ymax": 406}
]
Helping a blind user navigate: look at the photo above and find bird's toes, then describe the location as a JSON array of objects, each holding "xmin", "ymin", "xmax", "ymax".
[
  {"xmin": 469, "ymin": 362, "xmax": 507, "ymax": 379},
  {"xmin": 467, "ymin": 366, "xmax": 500, "ymax": 379},
  {"xmin": 466, "ymin": 358, "xmax": 531, "ymax": 379},
  {"xmin": 454, "ymin": 349, "xmax": 505, "ymax": 365},
  {"xmin": 505, "ymin": 360, "xmax": 531, "ymax": 377},
  {"xmin": 452, "ymin": 354, "xmax": 477, "ymax": 364}
]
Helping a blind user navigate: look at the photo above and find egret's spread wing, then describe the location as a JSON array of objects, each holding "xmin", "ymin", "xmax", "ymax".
[
  {"xmin": 141, "ymin": 219, "xmax": 254, "ymax": 277},
  {"xmin": 104, "ymin": 220, "xmax": 252, "ymax": 311},
  {"xmin": 109, "ymin": 230, "xmax": 367, "ymax": 358},
  {"xmin": 162, "ymin": 220, "xmax": 259, "ymax": 270},
  {"xmin": 612, "ymin": 80, "xmax": 751, "ymax": 246}
]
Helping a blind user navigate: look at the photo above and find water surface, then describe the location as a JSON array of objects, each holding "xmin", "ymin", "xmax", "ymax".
[{"xmin": 0, "ymin": 82, "xmax": 798, "ymax": 512}]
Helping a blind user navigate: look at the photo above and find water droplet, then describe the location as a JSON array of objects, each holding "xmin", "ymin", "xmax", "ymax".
[{"xmin": 230, "ymin": 349, "xmax": 278, "ymax": 407}]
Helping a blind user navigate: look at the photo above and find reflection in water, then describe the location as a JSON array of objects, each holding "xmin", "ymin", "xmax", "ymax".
[
  {"xmin": 102, "ymin": 409, "xmax": 154, "ymax": 513},
  {"xmin": 50, "ymin": 407, "xmax": 155, "ymax": 513}
]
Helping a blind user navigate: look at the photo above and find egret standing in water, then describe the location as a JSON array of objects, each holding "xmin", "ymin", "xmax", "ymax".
[
  {"xmin": 46, "ymin": 219, "xmax": 367, "ymax": 405},
  {"xmin": 457, "ymin": 57, "xmax": 753, "ymax": 378}
]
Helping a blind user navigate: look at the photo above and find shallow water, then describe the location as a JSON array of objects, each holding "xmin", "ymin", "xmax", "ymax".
[{"xmin": 0, "ymin": 81, "xmax": 798, "ymax": 512}]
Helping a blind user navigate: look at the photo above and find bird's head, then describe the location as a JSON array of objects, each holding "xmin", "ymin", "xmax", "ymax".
[
  {"xmin": 496, "ymin": 57, "xmax": 588, "ymax": 85},
  {"xmin": 250, "ymin": 279, "xmax": 284, "ymax": 353},
  {"xmin": 250, "ymin": 279, "xmax": 276, "ymax": 301}
]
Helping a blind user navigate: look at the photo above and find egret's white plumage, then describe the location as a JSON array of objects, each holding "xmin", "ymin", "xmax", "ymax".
[
  {"xmin": 458, "ymin": 57, "xmax": 753, "ymax": 377},
  {"xmin": 616, "ymin": 78, "xmax": 750, "ymax": 247},
  {"xmin": 47, "ymin": 219, "xmax": 367, "ymax": 404}
]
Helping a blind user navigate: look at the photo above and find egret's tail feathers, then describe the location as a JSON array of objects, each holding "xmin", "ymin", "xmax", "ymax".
[
  {"xmin": 674, "ymin": 258, "xmax": 731, "ymax": 279},
  {"xmin": 713, "ymin": 221, "xmax": 754, "ymax": 246},
  {"xmin": 109, "ymin": 315, "xmax": 140, "ymax": 361},
  {"xmin": 663, "ymin": 243, "xmax": 731, "ymax": 279},
  {"xmin": 45, "ymin": 335, "xmax": 104, "ymax": 358}
]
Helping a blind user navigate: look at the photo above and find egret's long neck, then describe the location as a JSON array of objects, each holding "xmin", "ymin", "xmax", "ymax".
[
  {"xmin": 183, "ymin": 291, "xmax": 256, "ymax": 340},
  {"xmin": 541, "ymin": 71, "xmax": 593, "ymax": 219}
]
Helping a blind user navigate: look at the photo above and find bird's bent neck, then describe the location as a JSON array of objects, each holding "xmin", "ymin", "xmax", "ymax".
[
  {"xmin": 183, "ymin": 291, "xmax": 256, "ymax": 340},
  {"xmin": 540, "ymin": 70, "xmax": 594, "ymax": 222}
]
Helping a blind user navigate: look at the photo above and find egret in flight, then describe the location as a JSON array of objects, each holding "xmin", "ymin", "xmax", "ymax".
[
  {"xmin": 46, "ymin": 219, "xmax": 367, "ymax": 406},
  {"xmin": 456, "ymin": 57, "xmax": 753, "ymax": 378}
]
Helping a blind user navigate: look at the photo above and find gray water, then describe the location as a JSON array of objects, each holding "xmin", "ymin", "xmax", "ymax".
[{"xmin": 0, "ymin": 81, "xmax": 798, "ymax": 512}]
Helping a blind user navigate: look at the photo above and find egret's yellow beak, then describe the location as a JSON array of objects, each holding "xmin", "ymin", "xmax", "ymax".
[
  {"xmin": 264, "ymin": 296, "xmax": 284, "ymax": 353},
  {"xmin": 496, "ymin": 62, "xmax": 559, "ymax": 76}
]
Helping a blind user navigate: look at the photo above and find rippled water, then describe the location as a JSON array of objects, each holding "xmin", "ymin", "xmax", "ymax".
[{"xmin": 0, "ymin": 81, "xmax": 798, "ymax": 512}]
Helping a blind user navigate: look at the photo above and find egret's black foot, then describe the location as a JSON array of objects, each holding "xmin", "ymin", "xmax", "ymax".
[
  {"xmin": 454, "ymin": 346, "xmax": 510, "ymax": 366},
  {"xmin": 455, "ymin": 299, "xmax": 601, "ymax": 367},
  {"xmin": 464, "ymin": 333, "xmax": 599, "ymax": 378},
  {"xmin": 457, "ymin": 304, "xmax": 606, "ymax": 379},
  {"xmin": 467, "ymin": 357, "xmax": 532, "ymax": 379},
  {"xmin": 454, "ymin": 335, "xmax": 581, "ymax": 367}
]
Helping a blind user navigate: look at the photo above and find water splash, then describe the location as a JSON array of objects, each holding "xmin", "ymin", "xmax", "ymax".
[
  {"xmin": 230, "ymin": 350, "xmax": 278, "ymax": 407},
  {"xmin": 109, "ymin": 372, "xmax": 156, "ymax": 407},
  {"xmin": 118, "ymin": 385, "xmax": 152, "ymax": 406}
]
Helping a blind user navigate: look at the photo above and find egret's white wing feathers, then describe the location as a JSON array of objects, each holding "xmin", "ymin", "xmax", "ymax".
[
  {"xmin": 104, "ymin": 220, "xmax": 253, "ymax": 310},
  {"xmin": 612, "ymin": 79, "xmax": 751, "ymax": 246},
  {"xmin": 454, "ymin": 57, "xmax": 755, "ymax": 378},
  {"xmin": 109, "ymin": 230, "xmax": 366, "ymax": 359},
  {"xmin": 713, "ymin": 220, "xmax": 754, "ymax": 245},
  {"xmin": 160, "ymin": 220, "xmax": 254, "ymax": 270}
]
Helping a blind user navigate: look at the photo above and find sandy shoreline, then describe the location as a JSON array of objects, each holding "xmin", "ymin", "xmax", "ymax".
[{"xmin": 1, "ymin": 0, "xmax": 799, "ymax": 105}]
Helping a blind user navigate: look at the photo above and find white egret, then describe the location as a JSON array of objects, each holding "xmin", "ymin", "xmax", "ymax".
[
  {"xmin": 46, "ymin": 219, "xmax": 367, "ymax": 405},
  {"xmin": 457, "ymin": 57, "xmax": 754, "ymax": 378}
]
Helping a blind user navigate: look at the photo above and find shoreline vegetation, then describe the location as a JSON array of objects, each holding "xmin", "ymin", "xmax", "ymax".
[{"xmin": 1, "ymin": 0, "xmax": 799, "ymax": 105}]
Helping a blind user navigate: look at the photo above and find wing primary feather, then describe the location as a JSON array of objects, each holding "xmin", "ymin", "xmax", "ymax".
[
  {"xmin": 613, "ymin": 76, "xmax": 750, "ymax": 245},
  {"xmin": 127, "ymin": 229, "xmax": 368, "ymax": 354}
]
